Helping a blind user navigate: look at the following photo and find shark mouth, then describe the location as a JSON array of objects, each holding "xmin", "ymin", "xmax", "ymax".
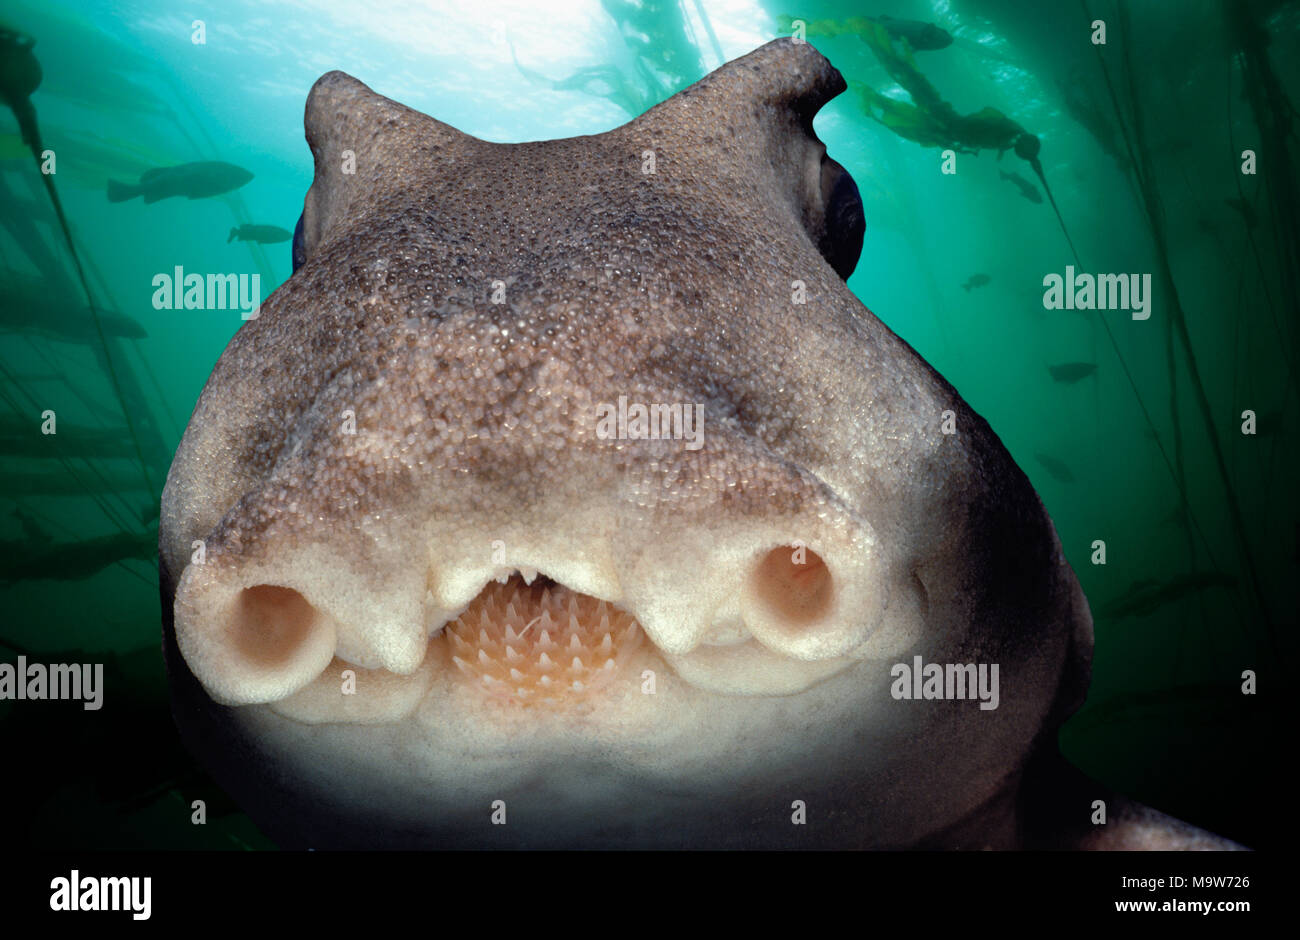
[{"xmin": 442, "ymin": 574, "xmax": 644, "ymax": 704}]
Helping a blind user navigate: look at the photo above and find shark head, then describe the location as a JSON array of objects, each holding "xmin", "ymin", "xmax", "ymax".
[{"xmin": 160, "ymin": 39, "xmax": 1096, "ymax": 849}]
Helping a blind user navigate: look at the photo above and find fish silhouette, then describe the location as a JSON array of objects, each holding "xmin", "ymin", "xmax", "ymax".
[
  {"xmin": 107, "ymin": 161, "xmax": 253, "ymax": 203},
  {"xmin": 228, "ymin": 224, "xmax": 292, "ymax": 244},
  {"xmin": 999, "ymin": 169, "xmax": 1043, "ymax": 204},
  {"xmin": 1099, "ymin": 573, "xmax": 1237, "ymax": 620},
  {"xmin": 1048, "ymin": 362, "xmax": 1098, "ymax": 383},
  {"xmin": 1034, "ymin": 453, "xmax": 1075, "ymax": 483}
]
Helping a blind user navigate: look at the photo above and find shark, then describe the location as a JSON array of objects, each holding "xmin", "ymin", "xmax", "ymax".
[{"xmin": 159, "ymin": 39, "xmax": 1240, "ymax": 850}]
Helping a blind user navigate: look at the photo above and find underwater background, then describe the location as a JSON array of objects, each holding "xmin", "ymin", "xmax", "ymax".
[{"xmin": 0, "ymin": 0, "xmax": 1293, "ymax": 850}]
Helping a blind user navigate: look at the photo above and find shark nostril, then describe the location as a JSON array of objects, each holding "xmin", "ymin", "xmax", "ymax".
[
  {"xmin": 233, "ymin": 585, "xmax": 321, "ymax": 668},
  {"xmin": 752, "ymin": 545, "xmax": 833, "ymax": 627}
]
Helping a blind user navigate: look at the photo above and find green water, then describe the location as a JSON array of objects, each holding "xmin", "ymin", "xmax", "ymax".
[{"xmin": 0, "ymin": 0, "xmax": 1294, "ymax": 849}]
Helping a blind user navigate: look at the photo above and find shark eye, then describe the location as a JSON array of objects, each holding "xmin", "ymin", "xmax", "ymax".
[
  {"xmin": 819, "ymin": 157, "xmax": 864, "ymax": 280},
  {"xmin": 291, "ymin": 212, "xmax": 306, "ymax": 273}
]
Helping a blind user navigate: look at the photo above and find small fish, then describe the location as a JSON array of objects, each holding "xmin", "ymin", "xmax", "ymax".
[
  {"xmin": 872, "ymin": 15, "xmax": 953, "ymax": 51},
  {"xmin": 1033, "ymin": 453, "xmax": 1074, "ymax": 483},
  {"xmin": 229, "ymin": 223, "xmax": 292, "ymax": 244},
  {"xmin": 961, "ymin": 273, "xmax": 990, "ymax": 292},
  {"xmin": 0, "ymin": 272, "xmax": 146, "ymax": 341},
  {"xmin": 1048, "ymin": 361, "xmax": 1098, "ymax": 384},
  {"xmin": 1099, "ymin": 572, "xmax": 1237, "ymax": 620},
  {"xmin": 227, "ymin": 223, "xmax": 292, "ymax": 245},
  {"xmin": 999, "ymin": 169, "xmax": 1043, "ymax": 204},
  {"xmin": 0, "ymin": 529, "xmax": 157, "ymax": 583},
  {"xmin": 0, "ymin": 413, "xmax": 137, "ymax": 459},
  {"xmin": 1224, "ymin": 196, "xmax": 1257, "ymax": 229},
  {"xmin": 107, "ymin": 161, "xmax": 253, "ymax": 203},
  {"xmin": 1057, "ymin": 73, "xmax": 1128, "ymax": 171}
]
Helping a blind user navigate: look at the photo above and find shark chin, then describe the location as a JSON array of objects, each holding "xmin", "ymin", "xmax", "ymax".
[{"xmin": 161, "ymin": 558, "xmax": 1036, "ymax": 850}]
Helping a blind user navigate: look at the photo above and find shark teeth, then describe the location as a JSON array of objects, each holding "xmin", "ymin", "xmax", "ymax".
[
  {"xmin": 491, "ymin": 565, "xmax": 541, "ymax": 586},
  {"xmin": 442, "ymin": 575, "xmax": 642, "ymax": 704}
]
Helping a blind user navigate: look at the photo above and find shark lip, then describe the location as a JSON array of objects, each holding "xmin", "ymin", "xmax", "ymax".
[{"xmin": 437, "ymin": 574, "xmax": 645, "ymax": 705}]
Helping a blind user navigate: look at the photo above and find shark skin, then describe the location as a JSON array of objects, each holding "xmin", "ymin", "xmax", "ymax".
[{"xmin": 159, "ymin": 39, "xmax": 1241, "ymax": 850}]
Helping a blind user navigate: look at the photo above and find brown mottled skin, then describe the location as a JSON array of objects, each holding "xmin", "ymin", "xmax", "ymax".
[{"xmin": 159, "ymin": 39, "xmax": 1242, "ymax": 849}]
